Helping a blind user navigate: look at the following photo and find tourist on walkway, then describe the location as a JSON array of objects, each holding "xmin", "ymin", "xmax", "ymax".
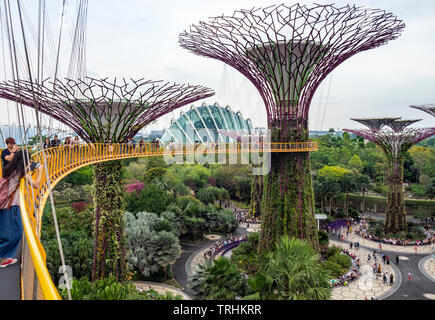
[
  {"xmin": 50, "ymin": 135, "xmax": 61, "ymax": 148},
  {"xmin": 389, "ymin": 274, "xmax": 394, "ymax": 285},
  {"xmin": 414, "ymin": 245, "xmax": 418, "ymax": 254},
  {"xmin": 1, "ymin": 137, "xmax": 18, "ymax": 168},
  {"xmin": 383, "ymin": 273, "xmax": 387, "ymax": 285},
  {"xmin": 396, "ymin": 255, "xmax": 399, "ymax": 265},
  {"xmin": 43, "ymin": 138, "xmax": 51, "ymax": 149},
  {"xmin": 386, "ymin": 255, "xmax": 390, "ymax": 265},
  {"xmin": 407, "ymin": 271, "xmax": 413, "ymax": 281},
  {"xmin": 382, "ymin": 253, "xmax": 386, "ymax": 264},
  {"xmin": 0, "ymin": 150, "xmax": 42, "ymax": 268},
  {"xmin": 377, "ymin": 264, "xmax": 382, "ymax": 274}
]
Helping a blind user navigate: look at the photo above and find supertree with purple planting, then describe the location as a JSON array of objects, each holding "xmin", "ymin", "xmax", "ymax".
[{"xmin": 344, "ymin": 118, "xmax": 434, "ymax": 233}]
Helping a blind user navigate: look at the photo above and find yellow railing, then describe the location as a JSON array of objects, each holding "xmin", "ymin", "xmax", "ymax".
[{"xmin": 5, "ymin": 141, "xmax": 317, "ymax": 300}]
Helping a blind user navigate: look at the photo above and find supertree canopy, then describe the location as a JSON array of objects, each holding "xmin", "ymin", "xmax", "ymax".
[
  {"xmin": 344, "ymin": 118, "xmax": 434, "ymax": 233},
  {"xmin": 0, "ymin": 77, "xmax": 214, "ymax": 142},
  {"xmin": 0, "ymin": 76, "xmax": 213, "ymax": 280},
  {"xmin": 410, "ymin": 104, "xmax": 435, "ymax": 117},
  {"xmin": 179, "ymin": 3, "xmax": 405, "ymax": 251}
]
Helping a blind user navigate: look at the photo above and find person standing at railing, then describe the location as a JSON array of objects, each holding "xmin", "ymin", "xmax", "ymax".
[
  {"xmin": 1, "ymin": 137, "xmax": 18, "ymax": 168},
  {"xmin": 64, "ymin": 137, "xmax": 73, "ymax": 166},
  {"xmin": 72, "ymin": 136, "xmax": 80, "ymax": 160},
  {"xmin": 43, "ymin": 138, "xmax": 51, "ymax": 149},
  {"xmin": 0, "ymin": 149, "xmax": 42, "ymax": 268},
  {"xmin": 50, "ymin": 135, "xmax": 61, "ymax": 148}
]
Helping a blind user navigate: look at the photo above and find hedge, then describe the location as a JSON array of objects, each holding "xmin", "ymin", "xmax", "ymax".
[{"xmin": 316, "ymin": 194, "xmax": 435, "ymax": 216}]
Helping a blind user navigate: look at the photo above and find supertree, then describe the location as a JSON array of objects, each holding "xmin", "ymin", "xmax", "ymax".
[
  {"xmin": 343, "ymin": 118, "xmax": 434, "ymax": 233},
  {"xmin": 410, "ymin": 104, "xmax": 435, "ymax": 117},
  {"xmin": 0, "ymin": 77, "xmax": 214, "ymax": 280},
  {"xmin": 179, "ymin": 3, "xmax": 405, "ymax": 251}
]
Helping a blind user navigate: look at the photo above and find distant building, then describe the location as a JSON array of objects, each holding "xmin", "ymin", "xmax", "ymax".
[
  {"xmin": 0, "ymin": 123, "xmax": 75, "ymax": 148},
  {"xmin": 310, "ymin": 130, "xmax": 343, "ymax": 137},
  {"xmin": 147, "ymin": 130, "xmax": 164, "ymax": 139},
  {"xmin": 161, "ymin": 103, "xmax": 252, "ymax": 144}
]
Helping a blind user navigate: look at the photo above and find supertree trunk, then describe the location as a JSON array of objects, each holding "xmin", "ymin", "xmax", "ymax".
[
  {"xmin": 249, "ymin": 175, "xmax": 263, "ymax": 219},
  {"xmin": 92, "ymin": 160, "xmax": 126, "ymax": 281},
  {"xmin": 259, "ymin": 119, "xmax": 318, "ymax": 253},
  {"xmin": 385, "ymin": 160, "xmax": 407, "ymax": 233}
]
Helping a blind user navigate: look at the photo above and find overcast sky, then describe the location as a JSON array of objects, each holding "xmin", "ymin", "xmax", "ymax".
[{"xmin": 1, "ymin": 0, "xmax": 434, "ymax": 135}]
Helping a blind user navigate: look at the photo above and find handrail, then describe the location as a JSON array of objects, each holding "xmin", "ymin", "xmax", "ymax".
[
  {"xmin": 14, "ymin": 141, "xmax": 317, "ymax": 300},
  {"xmin": 19, "ymin": 178, "xmax": 61, "ymax": 300}
]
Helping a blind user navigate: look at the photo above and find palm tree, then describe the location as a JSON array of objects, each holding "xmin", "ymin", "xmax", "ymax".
[
  {"xmin": 187, "ymin": 259, "xmax": 213, "ymax": 297},
  {"xmin": 202, "ymin": 257, "xmax": 248, "ymax": 300},
  {"xmin": 246, "ymin": 237, "xmax": 331, "ymax": 300}
]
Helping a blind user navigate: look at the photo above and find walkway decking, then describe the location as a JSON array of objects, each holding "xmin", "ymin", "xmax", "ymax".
[{"xmin": 0, "ymin": 243, "xmax": 21, "ymax": 300}]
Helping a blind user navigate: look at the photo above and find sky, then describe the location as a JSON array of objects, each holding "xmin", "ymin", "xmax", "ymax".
[{"xmin": 0, "ymin": 0, "xmax": 434, "ymax": 136}]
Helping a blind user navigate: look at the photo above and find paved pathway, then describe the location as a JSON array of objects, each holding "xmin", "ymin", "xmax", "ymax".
[
  {"xmin": 336, "ymin": 227, "xmax": 435, "ymax": 300},
  {"xmin": 329, "ymin": 239, "xmax": 400, "ymax": 300},
  {"xmin": 0, "ymin": 242, "xmax": 22, "ymax": 300},
  {"xmin": 132, "ymin": 281, "xmax": 192, "ymax": 300}
]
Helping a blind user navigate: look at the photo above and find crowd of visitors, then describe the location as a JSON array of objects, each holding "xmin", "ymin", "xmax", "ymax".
[
  {"xmin": 203, "ymin": 234, "xmax": 248, "ymax": 260},
  {"xmin": 234, "ymin": 211, "xmax": 260, "ymax": 226},
  {"xmin": 329, "ymin": 248, "xmax": 360, "ymax": 287},
  {"xmin": 354, "ymin": 223, "xmax": 435, "ymax": 246}
]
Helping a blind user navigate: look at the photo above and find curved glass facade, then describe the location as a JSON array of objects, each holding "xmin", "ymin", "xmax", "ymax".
[{"xmin": 161, "ymin": 103, "xmax": 252, "ymax": 144}]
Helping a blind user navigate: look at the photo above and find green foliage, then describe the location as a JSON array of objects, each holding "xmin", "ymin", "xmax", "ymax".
[
  {"xmin": 145, "ymin": 155, "xmax": 168, "ymax": 171},
  {"xmin": 320, "ymin": 249, "xmax": 352, "ymax": 279},
  {"xmin": 205, "ymin": 209, "xmax": 239, "ymax": 234},
  {"xmin": 348, "ymin": 154, "xmax": 363, "ymax": 172},
  {"xmin": 202, "ymin": 257, "xmax": 248, "ymax": 300},
  {"xmin": 230, "ymin": 232, "xmax": 260, "ymax": 275},
  {"xmin": 143, "ymin": 167, "xmax": 167, "ymax": 184},
  {"xmin": 41, "ymin": 206, "xmax": 94, "ymax": 283},
  {"xmin": 318, "ymin": 230, "xmax": 329, "ymax": 246},
  {"xmin": 124, "ymin": 184, "xmax": 172, "ymax": 214},
  {"xmin": 235, "ymin": 176, "xmax": 252, "ymax": 203},
  {"xmin": 167, "ymin": 165, "xmax": 210, "ymax": 192},
  {"xmin": 60, "ymin": 276, "xmax": 182, "ymax": 300},
  {"xmin": 324, "ymin": 245, "xmax": 341, "ymax": 259},
  {"xmin": 64, "ymin": 166, "xmax": 94, "ymax": 186},
  {"xmin": 187, "ymin": 259, "xmax": 213, "ymax": 297},
  {"xmin": 124, "ymin": 211, "xmax": 181, "ymax": 278},
  {"xmin": 196, "ymin": 186, "xmax": 227, "ymax": 205},
  {"xmin": 247, "ymin": 237, "xmax": 331, "ymax": 300}
]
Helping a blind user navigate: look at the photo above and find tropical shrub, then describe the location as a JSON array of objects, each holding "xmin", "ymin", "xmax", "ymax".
[
  {"xmin": 245, "ymin": 237, "xmax": 331, "ymax": 300},
  {"xmin": 202, "ymin": 257, "xmax": 248, "ymax": 300},
  {"xmin": 124, "ymin": 211, "xmax": 181, "ymax": 278},
  {"xmin": 60, "ymin": 276, "xmax": 183, "ymax": 300},
  {"xmin": 230, "ymin": 232, "xmax": 259, "ymax": 275}
]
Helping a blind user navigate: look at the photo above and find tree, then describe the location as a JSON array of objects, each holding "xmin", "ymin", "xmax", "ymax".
[
  {"xmin": 124, "ymin": 184, "xmax": 172, "ymax": 214},
  {"xmin": 409, "ymin": 146, "xmax": 430, "ymax": 183},
  {"xmin": 196, "ymin": 186, "xmax": 221, "ymax": 205},
  {"xmin": 339, "ymin": 172, "xmax": 358, "ymax": 216},
  {"xmin": 187, "ymin": 259, "xmax": 213, "ymax": 297},
  {"xmin": 413, "ymin": 206, "xmax": 432, "ymax": 223},
  {"xmin": 348, "ymin": 155, "xmax": 363, "ymax": 172},
  {"xmin": 356, "ymin": 174, "xmax": 371, "ymax": 212},
  {"xmin": 202, "ymin": 257, "xmax": 248, "ymax": 300},
  {"xmin": 317, "ymin": 166, "xmax": 347, "ymax": 216},
  {"xmin": 124, "ymin": 211, "xmax": 181, "ymax": 278},
  {"xmin": 245, "ymin": 237, "xmax": 331, "ymax": 300},
  {"xmin": 235, "ymin": 176, "xmax": 252, "ymax": 203},
  {"xmin": 148, "ymin": 230, "xmax": 181, "ymax": 280}
]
